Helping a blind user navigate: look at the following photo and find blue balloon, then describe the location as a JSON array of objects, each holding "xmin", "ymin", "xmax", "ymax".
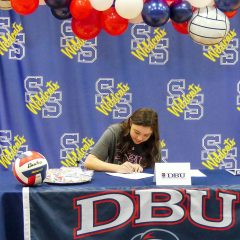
[
  {"xmin": 45, "ymin": 0, "xmax": 71, "ymax": 9},
  {"xmin": 51, "ymin": 7, "xmax": 72, "ymax": 20},
  {"xmin": 170, "ymin": 1, "xmax": 193, "ymax": 23},
  {"xmin": 142, "ymin": 0, "xmax": 170, "ymax": 27},
  {"xmin": 215, "ymin": 0, "xmax": 240, "ymax": 12}
]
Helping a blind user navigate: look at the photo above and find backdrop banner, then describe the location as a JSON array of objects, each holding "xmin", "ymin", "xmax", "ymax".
[{"xmin": 0, "ymin": 6, "xmax": 240, "ymax": 173}]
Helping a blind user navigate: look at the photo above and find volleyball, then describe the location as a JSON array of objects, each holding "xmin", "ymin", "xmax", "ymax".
[
  {"xmin": 0, "ymin": 0, "xmax": 12, "ymax": 10},
  {"xmin": 188, "ymin": 6, "xmax": 230, "ymax": 46},
  {"xmin": 13, "ymin": 151, "xmax": 48, "ymax": 186}
]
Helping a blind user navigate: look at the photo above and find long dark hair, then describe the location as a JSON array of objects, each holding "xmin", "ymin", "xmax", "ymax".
[{"xmin": 117, "ymin": 108, "xmax": 161, "ymax": 167}]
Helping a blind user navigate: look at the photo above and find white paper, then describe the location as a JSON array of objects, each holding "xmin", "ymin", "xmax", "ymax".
[
  {"xmin": 106, "ymin": 172, "xmax": 154, "ymax": 179},
  {"xmin": 190, "ymin": 169, "xmax": 206, "ymax": 177}
]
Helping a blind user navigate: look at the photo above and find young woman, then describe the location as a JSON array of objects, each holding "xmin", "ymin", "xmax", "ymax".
[{"xmin": 84, "ymin": 108, "xmax": 161, "ymax": 173}]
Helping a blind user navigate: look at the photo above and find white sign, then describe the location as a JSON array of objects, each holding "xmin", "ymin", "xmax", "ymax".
[{"xmin": 154, "ymin": 162, "xmax": 191, "ymax": 186}]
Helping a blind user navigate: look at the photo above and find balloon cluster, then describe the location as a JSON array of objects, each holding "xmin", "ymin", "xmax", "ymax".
[
  {"xmin": 8, "ymin": 0, "xmax": 240, "ymax": 40},
  {"xmin": 168, "ymin": 0, "xmax": 239, "ymax": 34}
]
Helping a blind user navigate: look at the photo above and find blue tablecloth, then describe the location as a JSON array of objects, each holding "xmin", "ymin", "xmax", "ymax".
[{"xmin": 1, "ymin": 169, "xmax": 240, "ymax": 240}]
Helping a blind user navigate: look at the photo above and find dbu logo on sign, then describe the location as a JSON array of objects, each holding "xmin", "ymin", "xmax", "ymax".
[
  {"xmin": 24, "ymin": 76, "xmax": 62, "ymax": 118},
  {"xmin": 167, "ymin": 79, "xmax": 204, "ymax": 120},
  {"xmin": 162, "ymin": 173, "xmax": 186, "ymax": 178}
]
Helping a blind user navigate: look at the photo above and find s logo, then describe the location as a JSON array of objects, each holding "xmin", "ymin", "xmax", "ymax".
[
  {"xmin": 131, "ymin": 24, "xmax": 169, "ymax": 65},
  {"xmin": 61, "ymin": 20, "xmax": 97, "ymax": 63}
]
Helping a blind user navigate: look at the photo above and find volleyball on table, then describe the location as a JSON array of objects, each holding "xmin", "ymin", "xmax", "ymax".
[{"xmin": 13, "ymin": 151, "xmax": 48, "ymax": 186}]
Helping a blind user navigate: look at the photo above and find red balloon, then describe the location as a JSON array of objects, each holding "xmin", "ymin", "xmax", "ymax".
[
  {"xmin": 71, "ymin": 9, "xmax": 101, "ymax": 40},
  {"xmin": 165, "ymin": 0, "xmax": 177, "ymax": 5},
  {"xmin": 224, "ymin": 9, "xmax": 238, "ymax": 18},
  {"xmin": 70, "ymin": 0, "xmax": 93, "ymax": 20},
  {"xmin": 171, "ymin": 20, "xmax": 189, "ymax": 34},
  {"xmin": 192, "ymin": 7, "xmax": 197, "ymax": 12},
  {"xmin": 11, "ymin": 0, "xmax": 39, "ymax": 15},
  {"xmin": 101, "ymin": 7, "xmax": 128, "ymax": 36}
]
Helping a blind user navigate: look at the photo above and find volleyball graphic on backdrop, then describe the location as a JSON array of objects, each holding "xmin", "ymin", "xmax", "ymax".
[
  {"xmin": 13, "ymin": 151, "xmax": 48, "ymax": 186},
  {"xmin": 188, "ymin": 7, "xmax": 230, "ymax": 46}
]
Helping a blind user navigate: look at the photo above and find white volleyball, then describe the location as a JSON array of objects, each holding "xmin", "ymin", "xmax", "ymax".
[
  {"xmin": 187, "ymin": 0, "xmax": 215, "ymax": 8},
  {"xmin": 188, "ymin": 7, "xmax": 230, "ymax": 46},
  {"xmin": 13, "ymin": 151, "xmax": 48, "ymax": 186}
]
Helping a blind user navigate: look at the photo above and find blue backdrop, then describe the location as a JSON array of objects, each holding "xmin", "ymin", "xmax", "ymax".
[{"xmin": 0, "ymin": 5, "xmax": 239, "ymax": 174}]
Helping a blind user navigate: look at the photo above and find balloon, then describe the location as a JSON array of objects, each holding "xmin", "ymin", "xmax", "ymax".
[
  {"xmin": 165, "ymin": 0, "xmax": 177, "ymax": 5},
  {"xmin": 187, "ymin": 0, "xmax": 214, "ymax": 8},
  {"xmin": 44, "ymin": 0, "xmax": 71, "ymax": 8},
  {"xmin": 71, "ymin": 9, "xmax": 101, "ymax": 40},
  {"xmin": 51, "ymin": 6, "xmax": 72, "ymax": 19},
  {"xmin": 170, "ymin": 1, "xmax": 193, "ymax": 23},
  {"xmin": 208, "ymin": 0, "xmax": 215, "ymax": 6},
  {"xmin": 171, "ymin": 20, "xmax": 189, "ymax": 34},
  {"xmin": 101, "ymin": 7, "xmax": 128, "ymax": 36},
  {"xmin": 10, "ymin": 0, "xmax": 39, "ymax": 15},
  {"xmin": 142, "ymin": 0, "xmax": 170, "ymax": 27},
  {"xmin": 70, "ymin": 0, "xmax": 92, "ymax": 20},
  {"xmin": 115, "ymin": 0, "xmax": 144, "ymax": 19},
  {"xmin": 129, "ymin": 14, "xmax": 144, "ymax": 24},
  {"xmin": 192, "ymin": 6, "xmax": 197, "ymax": 12},
  {"xmin": 0, "ymin": 0, "xmax": 12, "ymax": 10},
  {"xmin": 90, "ymin": 0, "xmax": 113, "ymax": 11},
  {"xmin": 214, "ymin": 0, "xmax": 240, "ymax": 12},
  {"xmin": 224, "ymin": 9, "xmax": 238, "ymax": 18}
]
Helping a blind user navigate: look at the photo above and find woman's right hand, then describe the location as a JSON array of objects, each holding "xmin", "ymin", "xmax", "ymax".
[
  {"xmin": 84, "ymin": 155, "xmax": 143, "ymax": 174},
  {"xmin": 117, "ymin": 162, "xmax": 143, "ymax": 173}
]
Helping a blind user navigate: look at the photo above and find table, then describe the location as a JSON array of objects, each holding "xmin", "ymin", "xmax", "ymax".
[{"xmin": 1, "ymin": 169, "xmax": 240, "ymax": 240}]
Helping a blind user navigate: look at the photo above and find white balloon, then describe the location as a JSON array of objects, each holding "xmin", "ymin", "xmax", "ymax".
[
  {"xmin": 129, "ymin": 14, "xmax": 144, "ymax": 24},
  {"xmin": 0, "ymin": 0, "xmax": 11, "ymax": 10},
  {"xmin": 187, "ymin": 0, "xmax": 214, "ymax": 8},
  {"xmin": 115, "ymin": 0, "xmax": 144, "ymax": 20},
  {"xmin": 207, "ymin": 0, "xmax": 215, "ymax": 7},
  {"xmin": 90, "ymin": 0, "xmax": 113, "ymax": 11}
]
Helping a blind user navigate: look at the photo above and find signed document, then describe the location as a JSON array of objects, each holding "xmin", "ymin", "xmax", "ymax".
[{"xmin": 106, "ymin": 172, "xmax": 154, "ymax": 179}]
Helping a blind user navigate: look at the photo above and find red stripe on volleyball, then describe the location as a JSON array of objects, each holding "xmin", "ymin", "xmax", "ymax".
[
  {"xmin": 19, "ymin": 152, "xmax": 44, "ymax": 167},
  {"xmin": 28, "ymin": 175, "xmax": 36, "ymax": 186},
  {"xmin": 13, "ymin": 167, "xmax": 27, "ymax": 185}
]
